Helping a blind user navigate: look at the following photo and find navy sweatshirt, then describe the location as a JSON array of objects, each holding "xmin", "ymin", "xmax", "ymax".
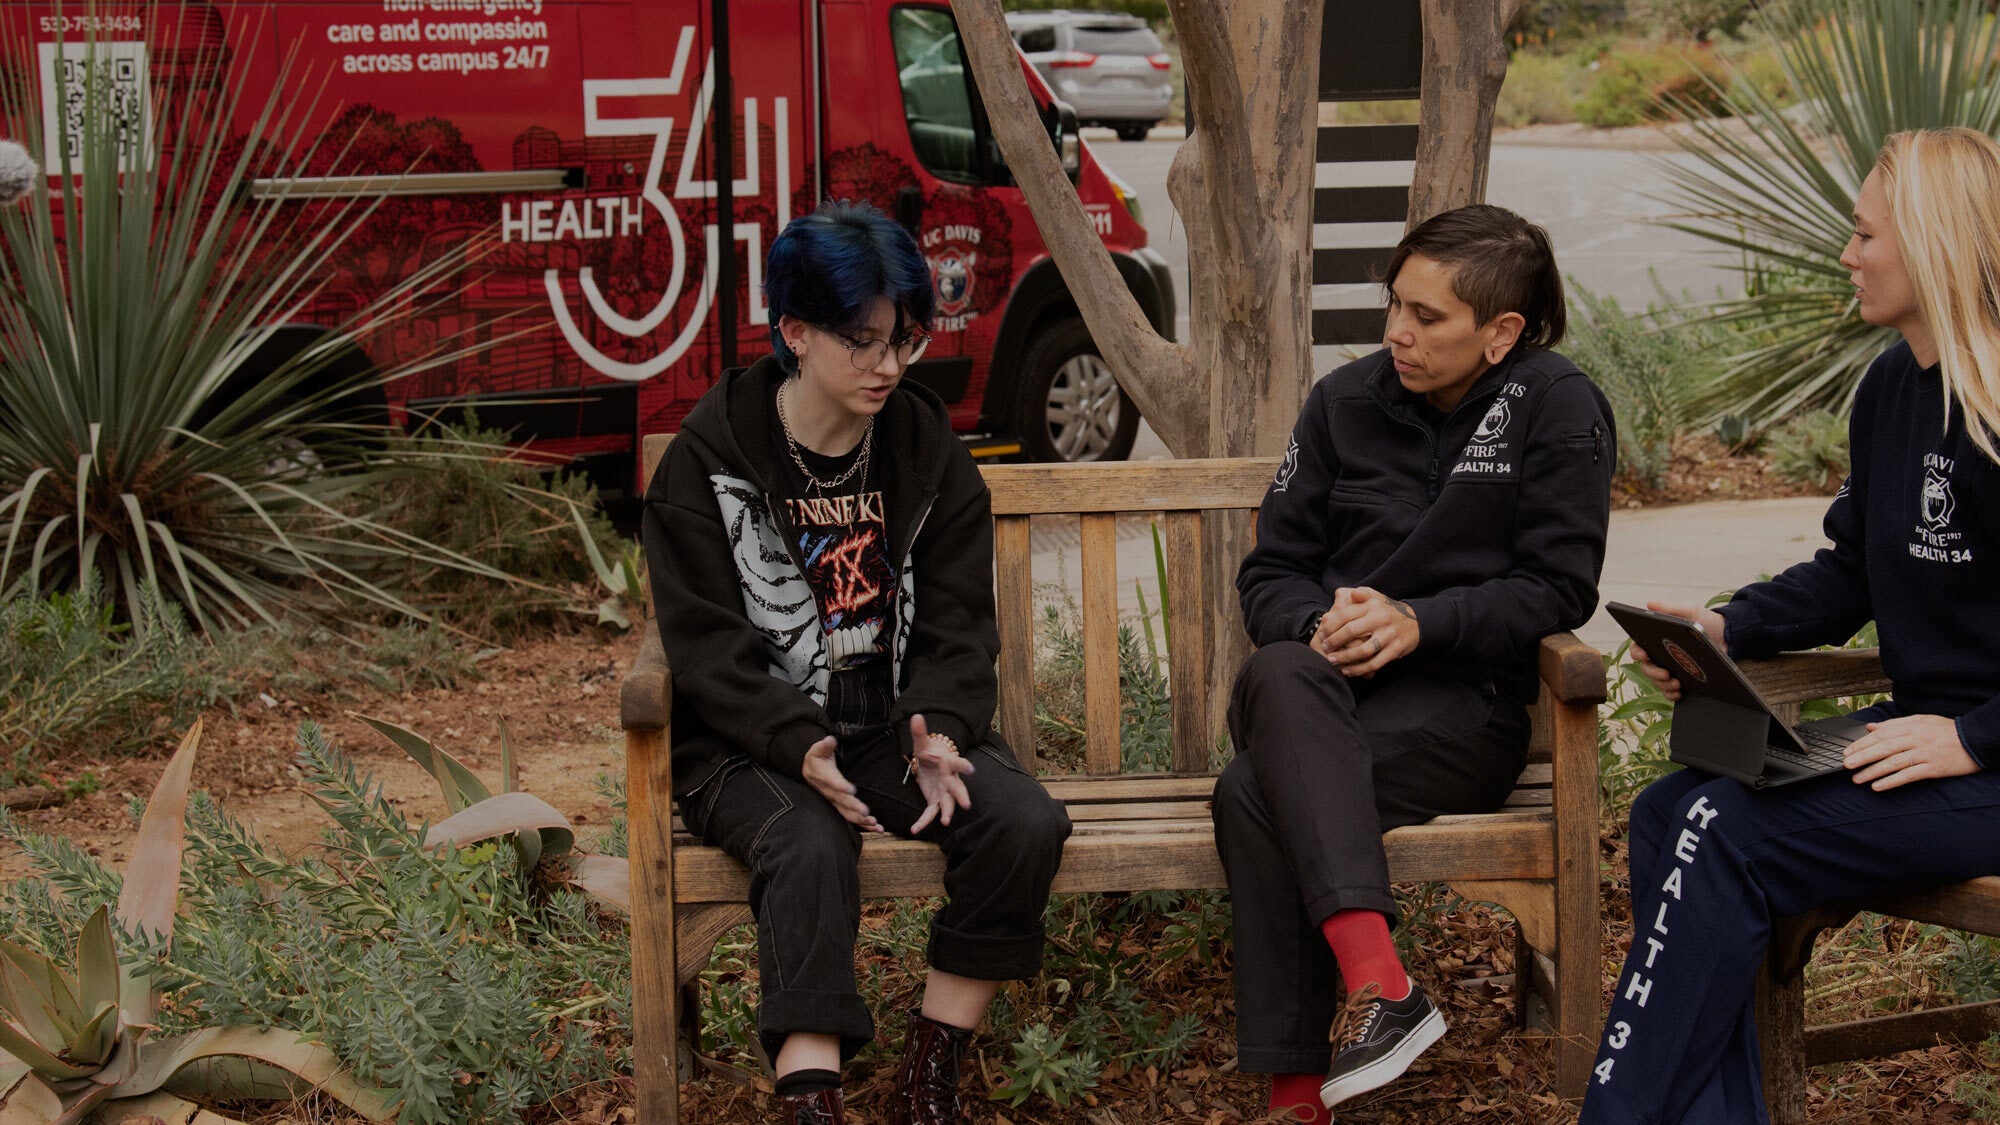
[
  {"xmin": 1719, "ymin": 343, "xmax": 2000, "ymax": 767},
  {"xmin": 1238, "ymin": 347, "xmax": 1616, "ymax": 704}
]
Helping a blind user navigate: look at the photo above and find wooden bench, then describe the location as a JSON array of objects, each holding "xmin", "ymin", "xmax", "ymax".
[
  {"xmin": 619, "ymin": 446, "xmax": 1608, "ymax": 1123},
  {"xmin": 1742, "ymin": 650, "xmax": 2000, "ymax": 1125}
]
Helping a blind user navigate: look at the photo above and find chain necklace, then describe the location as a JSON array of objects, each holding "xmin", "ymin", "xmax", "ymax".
[{"xmin": 777, "ymin": 375, "xmax": 873, "ymax": 494}]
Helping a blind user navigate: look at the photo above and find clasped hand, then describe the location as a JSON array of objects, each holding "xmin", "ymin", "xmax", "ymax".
[
  {"xmin": 798, "ymin": 713, "xmax": 975, "ymax": 833},
  {"xmin": 1309, "ymin": 586, "xmax": 1420, "ymax": 677}
]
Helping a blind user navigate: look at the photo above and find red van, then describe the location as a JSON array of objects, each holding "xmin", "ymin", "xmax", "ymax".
[{"xmin": 12, "ymin": 0, "xmax": 1174, "ymax": 503}]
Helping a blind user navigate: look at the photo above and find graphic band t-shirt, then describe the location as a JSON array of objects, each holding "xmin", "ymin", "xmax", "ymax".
[{"xmin": 769, "ymin": 390, "xmax": 897, "ymax": 732}]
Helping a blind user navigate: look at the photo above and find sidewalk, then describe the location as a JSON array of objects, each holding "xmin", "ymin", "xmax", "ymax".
[{"xmin": 1028, "ymin": 495, "xmax": 1834, "ymax": 656}]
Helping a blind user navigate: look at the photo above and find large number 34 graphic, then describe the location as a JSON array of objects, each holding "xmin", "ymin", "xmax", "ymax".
[{"xmin": 548, "ymin": 26, "xmax": 792, "ymax": 381}]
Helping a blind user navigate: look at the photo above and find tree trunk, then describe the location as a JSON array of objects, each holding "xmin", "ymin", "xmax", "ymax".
[
  {"xmin": 1408, "ymin": 0, "xmax": 1525, "ymax": 226},
  {"xmin": 955, "ymin": 0, "xmax": 1321, "ymax": 718}
]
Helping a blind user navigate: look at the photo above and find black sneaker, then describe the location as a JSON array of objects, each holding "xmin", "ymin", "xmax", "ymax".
[{"xmin": 1320, "ymin": 978, "xmax": 1446, "ymax": 1107}]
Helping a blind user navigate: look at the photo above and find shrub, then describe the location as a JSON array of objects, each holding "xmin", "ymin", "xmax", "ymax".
[
  {"xmin": 1575, "ymin": 42, "xmax": 1730, "ymax": 127},
  {"xmin": 0, "ymin": 578, "xmax": 223, "ymax": 773},
  {"xmin": 1629, "ymin": 0, "xmax": 1758, "ymax": 39},
  {"xmin": 363, "ymin": 416, "xmax": 625, "ymax": 639},
  {"xmin": 1766, "ymin": 409, "xmax": 1850, "ymax": 488},
  {"xmin": 1497, "ymin": 49, "xmax": 1586, "ymax": 127},
  {"xmin": 1031, "ymin": 584, "xmax": 1176, "ymax": 773},
  {"xmin": 1561, "ymin": 283, "xmax": 1726, "ymax": 488}
]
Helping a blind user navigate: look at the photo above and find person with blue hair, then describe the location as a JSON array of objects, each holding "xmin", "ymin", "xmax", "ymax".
[{"xmin": 642, "ymin": 199, "xmax": 1072, "ymax": 1125}]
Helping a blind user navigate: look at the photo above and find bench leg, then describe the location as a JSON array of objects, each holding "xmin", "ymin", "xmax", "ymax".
[
  {"xmin": 1553, "ymin": 892, "xmax": 1599, "ymax": 1099},
  {"xmin": 627, "ymin": 726, "xmax": 681, "ymax": 1125},
  {"xmin": 1756, "ymin": 908, "xmax": 1851, "ymax": 1125}
]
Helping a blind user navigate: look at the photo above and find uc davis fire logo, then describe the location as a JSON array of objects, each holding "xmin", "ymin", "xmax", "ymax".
[
  {"xmin": 1922, "ymin": 467, "xmax": 1956, "ymax": 528},
  {"xmin": 1472, "ymin": 397, "xmax": 1512, "ymax": 444},
  {"xmin": 1661, "ymin": 639, "xmax": 1708, "ymax": 684},
  {"xmin": 932, "ymin": 246, "xmax": 975, "ymax": 315}
]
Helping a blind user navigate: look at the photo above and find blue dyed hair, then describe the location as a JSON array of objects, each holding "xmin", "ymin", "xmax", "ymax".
[{"xmin": 765, "ymin": 199, "xmax": 936, "ymax": 371}]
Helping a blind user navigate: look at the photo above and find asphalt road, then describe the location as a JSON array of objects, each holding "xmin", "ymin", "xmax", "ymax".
[{"xmin": 1086, "ymin": 131, "xmax": 1735, "ymax": 458}]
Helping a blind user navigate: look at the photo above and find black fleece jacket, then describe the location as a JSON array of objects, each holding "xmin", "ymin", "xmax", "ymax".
[
  {"xmin": 1238, "ymin": 347, "xmax": 1616, "ymax": 704},
  {"xmin": 1718, "ymin": 343, "xmax": 2000, "ymax": 767},
  {"xmin": 642, "ymin": 355, "xmax": 1000, "ymax": 790}
]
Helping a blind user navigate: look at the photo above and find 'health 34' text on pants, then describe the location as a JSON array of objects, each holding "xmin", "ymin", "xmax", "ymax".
[
  {"xmin": 1582, "ymin": 703, "xmax": 2000, "ymax": 1124},
  {"xmin": 677, "ymin": 727, "xmax": 1071, "ymax": 1065},
  {"xmin": 1212, "ymin": 642, "xmax": 1530, "ymax": 1074}
]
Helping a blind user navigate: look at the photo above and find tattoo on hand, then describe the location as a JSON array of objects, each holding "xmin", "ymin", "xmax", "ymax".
[{"xmin": 1387, "ymin": 599, "xmax": 1416, "ymax": 623}]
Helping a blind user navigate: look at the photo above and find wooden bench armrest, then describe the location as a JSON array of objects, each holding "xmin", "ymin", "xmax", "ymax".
[
  {"xmin": 622, "ymin": 622, "xmax": 670, "ymax": 732},
  {"xmin": 1739, "ymin": 649, "xmax": 1889, "ymax": 706},
  {"xmin": 1538, "ymin": 631, "xmax": 1606, "ymax": 706}
]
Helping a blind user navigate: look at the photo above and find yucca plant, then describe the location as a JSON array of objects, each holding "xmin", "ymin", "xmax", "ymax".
[
  {"xmin": 1652, "ymin": 0, "xmax": 2000, "ymax": 427},
  {"xmin": 0, "ymin": 721, "xmax": 393, "ymax": 1124},
  {"xmin": 0, "ymin": 24, "xmax": 545, "ymax": 635}
]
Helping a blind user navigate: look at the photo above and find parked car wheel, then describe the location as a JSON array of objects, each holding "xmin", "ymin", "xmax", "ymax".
[
  {"xmin": 1012, "ymin": 316, "xmax": 1139, "ymax": 463},
  {"xmin": 1115, "ymin": 122, "xmax": 1153, "ymax": 142}
]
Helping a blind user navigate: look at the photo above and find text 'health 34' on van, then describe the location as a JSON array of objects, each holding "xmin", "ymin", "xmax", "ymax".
[{"xmin": 11, "ymin": 0, "xmax": 1176, "ymax": 507}]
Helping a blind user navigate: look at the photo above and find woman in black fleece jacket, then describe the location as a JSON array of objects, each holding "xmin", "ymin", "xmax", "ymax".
[
  {"xmin": 1582, "ymin": 129, "xmax": 2000, "ymax": 1123},
  {"xmin": 642, "ymin": 201, "xmax": 1069, "ymax": 1125},
  {"xmin": 1218, "ymin": 205, "xmax": 1615, "ymax": 1120}
]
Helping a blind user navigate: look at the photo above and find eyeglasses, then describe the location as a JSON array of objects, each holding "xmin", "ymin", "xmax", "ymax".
[{"xmin": 816, "ymin": 326, "xmax": 932, "ymax": 370}]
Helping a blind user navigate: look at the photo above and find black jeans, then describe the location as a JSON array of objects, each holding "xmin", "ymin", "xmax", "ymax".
[
  {"xmin": 678, "ymin": 728, "xmax": 1072, "ymax": 1064},
  {"xmin": 1212, "ymin": 641, "xmax": 1530, "ymax": 1074}
]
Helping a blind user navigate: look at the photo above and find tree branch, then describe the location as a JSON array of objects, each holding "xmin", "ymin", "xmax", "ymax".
[
  {"xmin": 951, "ymin": 0, "xmax": 1200, "ymax": 455},
  {"xmin": 1408, "ymin": 0, "xmax": 1524, "ymax": 226}
]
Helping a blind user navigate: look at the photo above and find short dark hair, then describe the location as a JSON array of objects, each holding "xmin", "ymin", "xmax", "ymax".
[
  {"xmin": 1383, "ymin": 204, "xmax": 1566, "ymax": 350},
  {"xmin": 764, "ymin": 199, "xmax": 936, "ymax": 370}
]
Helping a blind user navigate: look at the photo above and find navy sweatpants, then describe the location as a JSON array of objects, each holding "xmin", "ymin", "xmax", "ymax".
[{"xmin": 1581, "ymin": 704, "xmax": 2000, "ymax": 1124}]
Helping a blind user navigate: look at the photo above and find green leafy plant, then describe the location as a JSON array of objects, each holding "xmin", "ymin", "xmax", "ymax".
[
  {"xmin": 0, "ymin": 577, "xmax": 220, "ymax": 768},
  {"xmin": 1651, "ymin": 0, "xmax": 2000, "ymax": 427},
  {"xmin": 1766, "ymin": 409, "xmax": 1851, "ymax": 488},
  {"xmin": 988, "ymin": 1024, "xmax": 1101, "ymax": 1107},
  {"xmin": 0, "ymin": 24, "xmax": 563, "ymax": 635},
  {"xmin": 1575, "ymin": 41, "xmax": 1730, "ymax": 127},
  {"xmin": 1563, "ymin": 282, "xmax": 1733, "ymax": 488},
  {"xmin": 1, "ymin": 719, "xmax": 635, "ymax": 1125},
  {"xmin": 0, "ymin": 722, "xmax": 393, "ymax": 1124}
]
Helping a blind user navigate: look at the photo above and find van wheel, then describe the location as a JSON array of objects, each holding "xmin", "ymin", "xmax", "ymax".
[
  {"xmin": 1115, "ymin": 123, "xmax": 1152, "ymax": 142},
  {"xmin": 1012, "ymin": 316, "xmax": 1138, "ymax": 463}
]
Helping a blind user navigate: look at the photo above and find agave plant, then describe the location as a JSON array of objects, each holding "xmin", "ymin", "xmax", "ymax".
[
  {"xmin": 359, "ymin": 714, "xmax": 632, "ymax": 911},
  {"xmin": 1652, "ymin": 0, "xmax": 2000, "ymax": 427},
  {"xmin": 0, "ymin": 722, "xmax": 393, "ymax": 1124},
  {"xmin": 0, "ymin": 24, "xmax": 539, "ymax": 635}
]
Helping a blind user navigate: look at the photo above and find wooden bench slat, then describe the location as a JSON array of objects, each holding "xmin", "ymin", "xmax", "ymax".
[
  {"xmin": 1080, "ymin": 513, "xmax": 1121, "ymax": 775},
  {"xmin": 1165, "ymin": 509, "xmax": 1213, "ymax": 772},
  {"xmin": 671, "ymin": 816, "xmax": 1558, "ymax": 903},
  {"xmin": 1862, "ymin": 876, "xmax": 2000, "ymax": 935},
  {"xmin": 994, "ymin": 514, "xmax": 1036, "ymax": 763},
  {"xmin": 980, "ymin": 458, "xmax": 1278, "ymax": 514}
]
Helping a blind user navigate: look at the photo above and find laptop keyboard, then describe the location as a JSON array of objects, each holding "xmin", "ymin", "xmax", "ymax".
[{"xmin": 1768, "ymin": 729, "xmax": 1848, "ymax": 771}]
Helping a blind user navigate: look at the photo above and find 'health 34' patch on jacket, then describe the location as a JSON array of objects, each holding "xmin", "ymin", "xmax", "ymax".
[{"xmin": 1239, "ymin": 347, "xmax": 1617, "ymax": 703}]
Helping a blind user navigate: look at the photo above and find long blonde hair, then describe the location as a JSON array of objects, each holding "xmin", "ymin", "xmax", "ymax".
[{"xmin": 1875, "ymin": 128, "xmax": 2000, "ymax": 464}]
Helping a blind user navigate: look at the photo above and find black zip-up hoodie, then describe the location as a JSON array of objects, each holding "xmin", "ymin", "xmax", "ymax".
[
  {"xmin": 1718, "ymin": 342, "xmax": 2000, "ymax": 767},
  {"xmin": 1238, "ymin": 347, "xmax": 1616, "ymax": 703},
  {"xmin": 642, "ymin": 355, "xmax": 999, "ymax": 791}
]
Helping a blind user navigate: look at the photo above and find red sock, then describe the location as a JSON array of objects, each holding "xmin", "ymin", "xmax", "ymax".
[
  {"xmin": 1269, "ymin": 1073, "xmax": 1329, "ymax": 1123},
  {"xmin": 1320, "ymin": 909, "xmax": 1410, "ymax": 1000}
]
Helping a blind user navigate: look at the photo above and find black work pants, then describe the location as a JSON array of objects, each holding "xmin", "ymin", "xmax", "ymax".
[
  {"xmin": 678, "ymin": 728, "xmax": 1072, "ymax": 1064},
  {"xmin": 1212, "ymin": 641, "xmax": 1530, "ymax": 1074}
]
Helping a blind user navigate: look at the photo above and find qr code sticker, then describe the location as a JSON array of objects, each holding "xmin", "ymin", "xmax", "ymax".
[{"xmin": 38, "ymin": 42, "xmax": 151, "ymax": 171}]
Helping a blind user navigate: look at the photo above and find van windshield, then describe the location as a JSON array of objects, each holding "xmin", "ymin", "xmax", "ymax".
[{"xmin": 1070, "ymin": 25, "xmax": 1164, "ymax": 56}]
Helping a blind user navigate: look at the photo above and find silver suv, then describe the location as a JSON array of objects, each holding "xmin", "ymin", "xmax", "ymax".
[{"xmin": 1006, "ymin": 11, "xmax": 1171, "ymax": 142}]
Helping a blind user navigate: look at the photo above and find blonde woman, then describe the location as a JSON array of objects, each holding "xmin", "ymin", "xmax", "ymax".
[{"xmin": 1581, "ymin": 127, "xmax": 2000, "ymax": 1122}]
